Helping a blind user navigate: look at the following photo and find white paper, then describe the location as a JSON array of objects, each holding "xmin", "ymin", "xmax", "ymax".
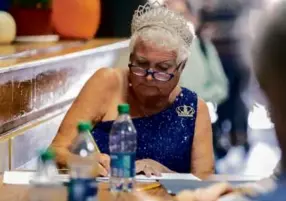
[
  {"xmin": 3, "ymin": 171, "xmax": 69, "ymax": 185},
  {"xmin": 97, "ymin": 173, "xmax": 201, "ymax": 182},
  {"xmin": 136, "ymin": 173, "xmax": 201, "ymax": 181},
  {"xmin": 3, "ymin": 171, "xmax": 35, "ymax": 185},
  {"xmin": 3, "ymin": 171, "xmax": 200, "ymax": 185}
]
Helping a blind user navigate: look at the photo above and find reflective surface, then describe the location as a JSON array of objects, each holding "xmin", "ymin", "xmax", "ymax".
[
  {"xmin": 0, "ymin": 39, "xmax": 123, "ymax": 68},
  {"xmin": 0, "ymin": 39, "xmax": 126, "ymax": 127},
  {"xmin": 0, "ymin": 39, "xmax": 128, "ymax": 171}
]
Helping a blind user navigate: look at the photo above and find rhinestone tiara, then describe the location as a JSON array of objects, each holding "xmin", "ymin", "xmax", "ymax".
[{"xmin": 131, "ymin": 1, "xmax": 195, "ymax": 48}]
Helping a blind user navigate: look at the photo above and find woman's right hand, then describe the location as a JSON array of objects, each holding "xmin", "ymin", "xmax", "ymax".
[{"xmin": 93, "ymin": 153, "xmax": 110, "ymax": 177}]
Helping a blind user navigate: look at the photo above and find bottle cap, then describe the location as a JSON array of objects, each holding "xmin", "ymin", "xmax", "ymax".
[
  {"xmin": 118, "ymin": 104, "xmax": 130, "ymax": 114},
  {"xmin": 40, "ymin": 148, "xmax": 56, "ymax": 162},
  {"xmin": 77, "ymin": 121, "xmax": 92, "ymax": 132}
]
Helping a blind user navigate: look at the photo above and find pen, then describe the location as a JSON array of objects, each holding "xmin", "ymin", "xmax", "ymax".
[
  {"xmin": 87, "ymin": 130, "xmax": 101, "ymax": 153},
  {"xmin": 136, "ymin": 183, "xmax": 161, "ymax": 192},
  {"xmin": 87, "ymin": 131, "xmax": 110, "ymax": 176}
]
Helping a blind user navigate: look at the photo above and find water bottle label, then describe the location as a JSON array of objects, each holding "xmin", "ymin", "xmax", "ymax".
[
  {"xmin": 110, "ymin": 152, "xmax": 135, "ymax": 178},
  {"xmin": 68, "ymin": 178, "xmax": 97, "ymax": 201}
]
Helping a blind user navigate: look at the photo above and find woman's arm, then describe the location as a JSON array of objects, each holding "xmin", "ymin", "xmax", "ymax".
[
  {"xmin": 191, "ymin": 98, "xmax": 214, "ymax": 179},
  {"xmin": 51, "ymin": 68, "xmax": 120, "ymax": 167}
]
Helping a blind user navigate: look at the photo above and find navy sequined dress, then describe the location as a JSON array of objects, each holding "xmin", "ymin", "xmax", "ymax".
[{"xmin": 91, "ymin": 88, "xmax": 198, "ymax": 173}]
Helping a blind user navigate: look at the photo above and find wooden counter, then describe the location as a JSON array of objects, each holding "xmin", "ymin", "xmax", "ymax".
[
  {"xmin": 0, "ymin": 39, "xmax": 129, "ymax": 172},
  {"xmin": 0, "ymin": 39, "xmax": 127, "ymax": 69},
  {"xmin": 0, "ymin": 38, "xmax": 129, "ymax": 128}
]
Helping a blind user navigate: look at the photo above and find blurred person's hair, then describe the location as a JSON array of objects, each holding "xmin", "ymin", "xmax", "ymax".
[
  {"xmin": 254, "ymin": 1, "xmax": 286, "ymax": 102},
  {"xmin": 253, "ymin": 1, "xmax": 286, "ymax": 159}
]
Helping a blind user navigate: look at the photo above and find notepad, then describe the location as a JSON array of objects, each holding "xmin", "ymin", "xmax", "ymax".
[
  {"xmin": 3, "ymin": 171, "xmax": 35, "ymax": 185},
  {"xmin": 96, "ymin": 173, "xmax": 200, "ymax": 182},
  {"xmin": 136, "ymin": 173, "xmax": 201, "ymax": 181},
  {"xmin": 3, "ymin": 171, "xmax": 69, "ymax": 185},
  {"xmin": 3, "ymin": 171, "xmax": 199, "ymax": 185}
]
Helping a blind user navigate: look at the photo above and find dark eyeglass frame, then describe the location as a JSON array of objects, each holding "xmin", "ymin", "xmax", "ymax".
[{"xmin": 128, "ymin": 61, "xmax": 185, "ymax": 82}]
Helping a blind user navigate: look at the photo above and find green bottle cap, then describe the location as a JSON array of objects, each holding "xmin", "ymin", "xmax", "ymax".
[
  {"xmin": 118, "ymin": 104, "xmax": 130, "ymax": 114},
  {"xmin": 40, "ymin": 148, "xmax": 56, "ymax": 162},
  {"xmin": 77, "ymin": 121, "xmax": 92, "ymax": 132}
]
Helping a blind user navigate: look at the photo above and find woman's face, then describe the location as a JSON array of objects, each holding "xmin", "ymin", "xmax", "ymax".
[{"xmin": 129, "ymin": 39, "xmax": 183, "ymax": 99}]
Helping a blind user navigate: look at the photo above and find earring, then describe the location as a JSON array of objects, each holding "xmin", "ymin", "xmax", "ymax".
[{"xmin": 129, "ymin": 83, "xmax": 132, "ymax": 87}]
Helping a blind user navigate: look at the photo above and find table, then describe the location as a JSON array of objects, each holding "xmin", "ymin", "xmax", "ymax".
[
  {"xmin": 0, "ymin": 175, "xmax": 174, "ymax": 201},
  {"xmin": 0, "ymin": 173, "xmax": 263, "ymax": 201}
]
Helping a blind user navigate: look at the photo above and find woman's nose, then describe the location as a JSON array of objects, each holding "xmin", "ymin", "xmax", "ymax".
[{"xmin": 146, "ymin": 74, "xmax": 153, "ymax": 81}]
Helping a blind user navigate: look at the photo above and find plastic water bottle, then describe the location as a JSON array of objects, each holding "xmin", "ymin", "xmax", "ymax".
[
  {"xmin": 30, "ymin": 148, "xmax": 62, "ymax": 201},
  {"xmin": 36, "ymin": 148, "xmax": 59, "ymax": 180},
  {"xmin": 109, "ymin": 104, "xmax": 137, "ymax": 192},
  {"xmin": 68, "ymin": 121, "xmax": 98, "ymax": 201}
]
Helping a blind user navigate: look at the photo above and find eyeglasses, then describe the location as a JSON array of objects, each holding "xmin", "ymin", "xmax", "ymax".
[{"xmin": 128, "ymin": 62, "xmax": 184, "ymax": 82}]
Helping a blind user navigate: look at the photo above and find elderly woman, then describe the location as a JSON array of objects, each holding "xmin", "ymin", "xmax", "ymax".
[{"xmin": 51, "ymin": 1, "xmax": 214, "ymax": 179}]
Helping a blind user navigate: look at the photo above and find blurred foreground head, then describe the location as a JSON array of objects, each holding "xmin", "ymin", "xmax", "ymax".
[{"xmin": 254, "ymin": 1, "xmax": 286, "ymax": 166}]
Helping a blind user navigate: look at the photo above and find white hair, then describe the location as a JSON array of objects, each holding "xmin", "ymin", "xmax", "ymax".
[{"xmin": 129, "ymin": 25, "xmax": 194, "ymax": 64}]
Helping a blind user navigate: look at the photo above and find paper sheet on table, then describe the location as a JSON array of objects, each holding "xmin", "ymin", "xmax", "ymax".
[
  {"xmin": 96, "ymin": 173, "xmax": 201, "ymax": 182},
  {"xmin": 136, "ymin": 173, "xmax": 201, "ymax": 181},
  {"xmin": 3, "ymin": 171, "xmax": 69, "ymax": 185},
  {"xmin": 3, "ymin": 171, "xmax": 34, "ymax": 185},
  {"xmin": 3, "ymin": 171, "xmax": 200, "ymax": 185}
]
